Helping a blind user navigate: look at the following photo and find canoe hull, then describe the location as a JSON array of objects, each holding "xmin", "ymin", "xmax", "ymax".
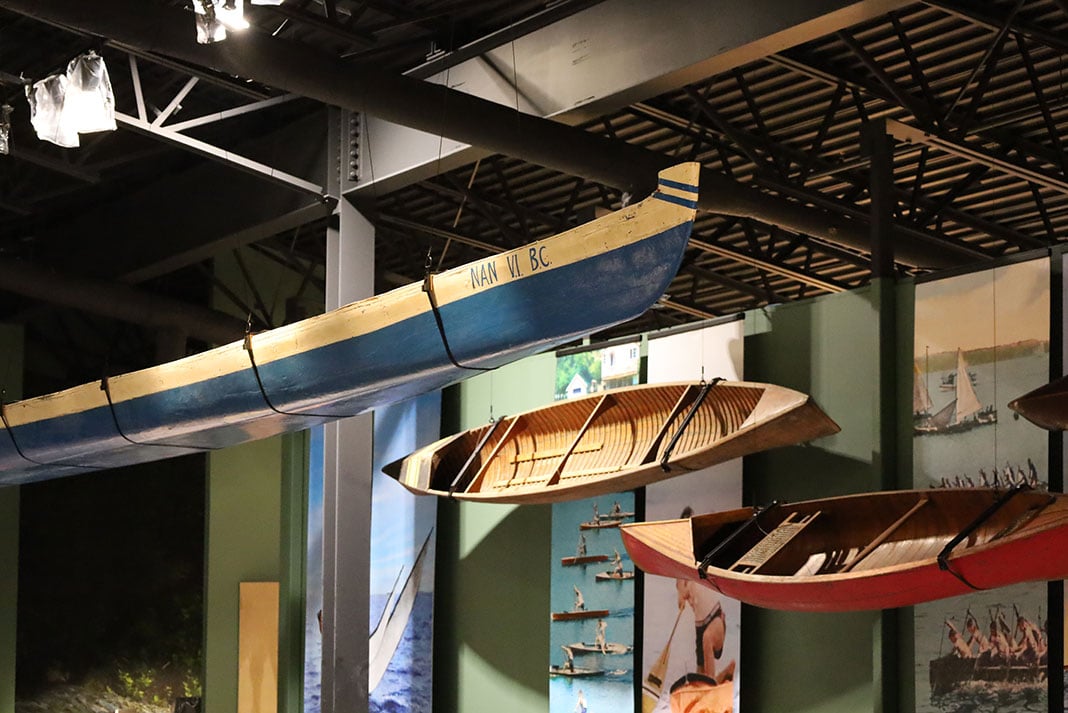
[
  {"xmin": 388, "ymin": 380, "xmax": 839, "ymax": 504},
  {"xmin": 0, "ymin": 163, "xmax": 701, "ymax": 486},
  {"xmin": 1009, "ymin": 374, "xmax": 1068, "ymax": 430},
  {"xmin": 621, "ymin": 488, "xmax": 1068, "ymax": 612}
]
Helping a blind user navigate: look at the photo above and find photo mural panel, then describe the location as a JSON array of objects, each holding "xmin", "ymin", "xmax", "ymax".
[
  {"xmin": 913, "ymin": 258, "xmax": 1050, "ymax": 713},
  {"xmin": 642, "ymin": 320, "xmax": 744, "ymax": 713},
  {"xmin": 1062, "ymin": 251, "xmax": 1068, "ymax": 713},
  {"xmin": 551, "ymin": 342, "xmax": 640, "ymax": 713},
  {"xmin": 369, "ymin": 393, "xmax": 441, "ymax": 713},
  {"xmin": 305, "ymin": 426, "xmax": 324, "ymax": 713}
]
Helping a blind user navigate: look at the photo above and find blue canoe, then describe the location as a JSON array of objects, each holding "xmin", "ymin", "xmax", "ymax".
[{"xmin": 0, "ymin": 163, "xmax": 700, "ymax": 485}]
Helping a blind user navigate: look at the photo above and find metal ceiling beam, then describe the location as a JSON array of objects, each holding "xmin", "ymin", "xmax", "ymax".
[
  {"xmin": 0, "ymin": 0, "xmax": 967, "ymax": 270},
  {"xmin": 886, "ymin": 119, "xmax": 1068, "ymax": 197}
]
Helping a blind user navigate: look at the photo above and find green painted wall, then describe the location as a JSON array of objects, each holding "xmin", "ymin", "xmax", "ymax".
[
  {"xmin": 433, "ymin": 282, "xmax": 918, "ymax": 713},
  {"xmin": 205, "ymin": 437, "xmax": 285, "ymax": 713},
  {"xmin": 436, "ymin": 352, "xmax": 556, "ymax": 713},
  {"xmin": 742, "ymin": 289, "xmax": 882, "ymax": 713},
  {"xmin": 0, "ymin": 324, "xmax": 22, "ymax": 713}
]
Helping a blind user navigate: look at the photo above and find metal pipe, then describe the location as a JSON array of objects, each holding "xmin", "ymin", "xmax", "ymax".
[{"xmin": 0, "ymin": 0, "xmax": 966, "ymax": 269}]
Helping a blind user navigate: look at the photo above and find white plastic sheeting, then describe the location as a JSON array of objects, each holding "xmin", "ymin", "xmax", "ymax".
[{"xmin": 24, "ymin": 51, "xmax": 114, "ymax": 148}]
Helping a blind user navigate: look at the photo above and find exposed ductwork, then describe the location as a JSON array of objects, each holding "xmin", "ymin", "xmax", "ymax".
[
  {"xmin": 0, "ymin": 258, "xmax": 247, "ymax": 346},
  {"xmin": 0, "ymin": 0, "xmax": 976, "ymax": 269}
]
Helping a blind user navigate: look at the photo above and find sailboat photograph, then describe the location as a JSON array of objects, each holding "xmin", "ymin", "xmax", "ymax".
[{"xmin": 914, "ymin": 348, "xmax": 996, "ymax": 436}]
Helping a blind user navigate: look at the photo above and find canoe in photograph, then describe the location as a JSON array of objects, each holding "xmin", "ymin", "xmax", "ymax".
[
  {"xmin": 669, "ymin": 673, "xmax": 733, "ymax": 713},
  {"xmin": 928, "ymin": 651, "xmax": 1046, "ymax": 696},
  {"xmin": 561, "ymin": 554, "xmax": 611, "ymax": 566},
  {"xmin": 0, "ymin": 162, "xmax": 700, "ymax": 487},
  {"xmin": 579, "ymin": 518, "xmax": 624, "ymax": 530},
  {"xmin": 551, "ymin": 608, "xmax": 610, "ymax": 621},
  {"xmin": 1008, "ymin": 375, "xmax": 1068, "ymax": 430},
  {"xmin": 383, "ymin": 380, "xmax": 839, "ymax": 504},
  {"xmin": 549, "ymin": 665, "xmax": 602, "ymax": 677},
  {"xmin": 566, "ymin": 642, "xmax": 633, "ymax": 655},
  {"xmin": 620, "ymin": 485, "xmax": 1068, "ymax": 612},
  {"xmin": 595, "ymin": 570, "xmax": 634, "ymax": 581}
]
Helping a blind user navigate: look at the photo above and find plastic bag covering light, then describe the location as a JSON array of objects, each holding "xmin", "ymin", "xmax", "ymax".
[
  {"xmin": 0, "ymin": 104, "xmax": 12, "ymax": 155},
  {"xmin": 24, "ymin": 52, "xmax": 115, "ymax": 148},
  {"xmin": 63, "ymin": 51, "xmax": 116, "ymax": 133},
  {"xmin": 25, "ymin": 73, "xmax": 79, "ymax": 147},
  {"xmin": 194, "ymin": 0, "xmax": 227, "ymax": 43},
  {"xmin": 216, "ymin": 0, "xmax": 250, "ymax": 30}
]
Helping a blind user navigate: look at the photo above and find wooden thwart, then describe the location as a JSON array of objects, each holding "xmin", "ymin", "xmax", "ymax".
[{"xmin": 730, "ymin": 511, "xmax": 819, "ymax": 574}]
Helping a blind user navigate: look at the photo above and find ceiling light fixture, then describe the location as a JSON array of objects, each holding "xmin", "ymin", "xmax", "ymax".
[
  {"xmin": 0, "ymin": 104, "xmax": 12, "ymax": 155},
  {"xmin": 24, "ymin": 51, "xmax": 115, "ymax": 148},
  {"xmin": 217, "ymin": 0, "xmax": 250, "ymax": 31},
  {"xmin": 194, "ymin": 0, "xmax": 227, "ymax": 43}
]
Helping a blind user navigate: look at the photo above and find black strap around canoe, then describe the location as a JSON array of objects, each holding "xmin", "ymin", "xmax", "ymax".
[
  {"xmin": 697, "ymin": 500, "xmax": 780, "ymax": 580},
  {"xmin": 100, "ymin": 373, "xmax": 220, "ymax": 452},
  {"xmin": 660, "ymin": 378, "xmax": 722, "ymax": 472},
  {"xmin": 423, "ymin": 271, "xmax": 492, "ymax": 373},
  {"xmin": 937, "ymin": 483, "xmax": 1029, "ymax": 591},
  {"xmin": 0, "ymin": 398, "xmax": 100, "ymax": 471},
  {"xmin": 243, "ymin": 328, "xmax": 360, "ymax": 420}
]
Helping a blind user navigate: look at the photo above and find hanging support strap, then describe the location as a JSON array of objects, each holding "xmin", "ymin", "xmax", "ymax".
[
  {"xmin": 423, "ymin": 272, "xmax": 492, "ymax": 373},
  {"xmin": 698, "ymin": 500, "xmax": 780, "ymax": 579},
  {"xmin": 660, "ymin": 378, "xmax": 722, "ymax": 471},
  {"xmin": 243, "ymin": 329, "xmax": 357, "ymax": 420},
  {"xmin": 0, "ymin": 398, "xmax": 98, "ymax": 471},
  {"xmin": 937, "ymin": 483, "xmax": 1028, "ymax": 590},
  {"xmin": 448, "ymin": 417, "xmax": 504, "ymax": 495},
  {"xmin": 100, "ymin": 373, "xmax": 215, "ymax": 452}
]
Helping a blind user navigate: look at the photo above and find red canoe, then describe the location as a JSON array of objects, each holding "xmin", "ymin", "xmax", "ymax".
[{"xmin": 620, "ymin": 486, "xmax": 1068, "ymax": 612}]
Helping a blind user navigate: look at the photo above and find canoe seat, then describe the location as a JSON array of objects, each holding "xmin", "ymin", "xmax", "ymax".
[{"xmin": 729, "ymin": 511, "xmax": 819, "ymax": 574}]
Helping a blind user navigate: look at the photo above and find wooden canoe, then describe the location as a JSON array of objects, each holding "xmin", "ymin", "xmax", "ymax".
[
  {"xmin": 0, "ymin": 163, "xmax": 699, "ymax": 486},
  {"xmin": 1008, "ymin": 375, "xmax": 1068, "ymax": 430},
  {"xmin": 595, "ymin": 571, "xmax": 634, "ymax": 581},
  {"xmin": 620, "ymin": 486, "xmax": 1068, "ymax": 612},
  {"xmin": 551, "ymin": 608, "xmax": 610, "ymax": 621},
  {"xmin": 383, "ymin": 380, "xmax": 839, "ymax": 504}
]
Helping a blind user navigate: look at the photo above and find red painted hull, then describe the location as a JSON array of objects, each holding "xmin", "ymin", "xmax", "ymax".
[{"xmin": 621, "ymin": 488, "xmax": 1068, "ymax": 612}]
